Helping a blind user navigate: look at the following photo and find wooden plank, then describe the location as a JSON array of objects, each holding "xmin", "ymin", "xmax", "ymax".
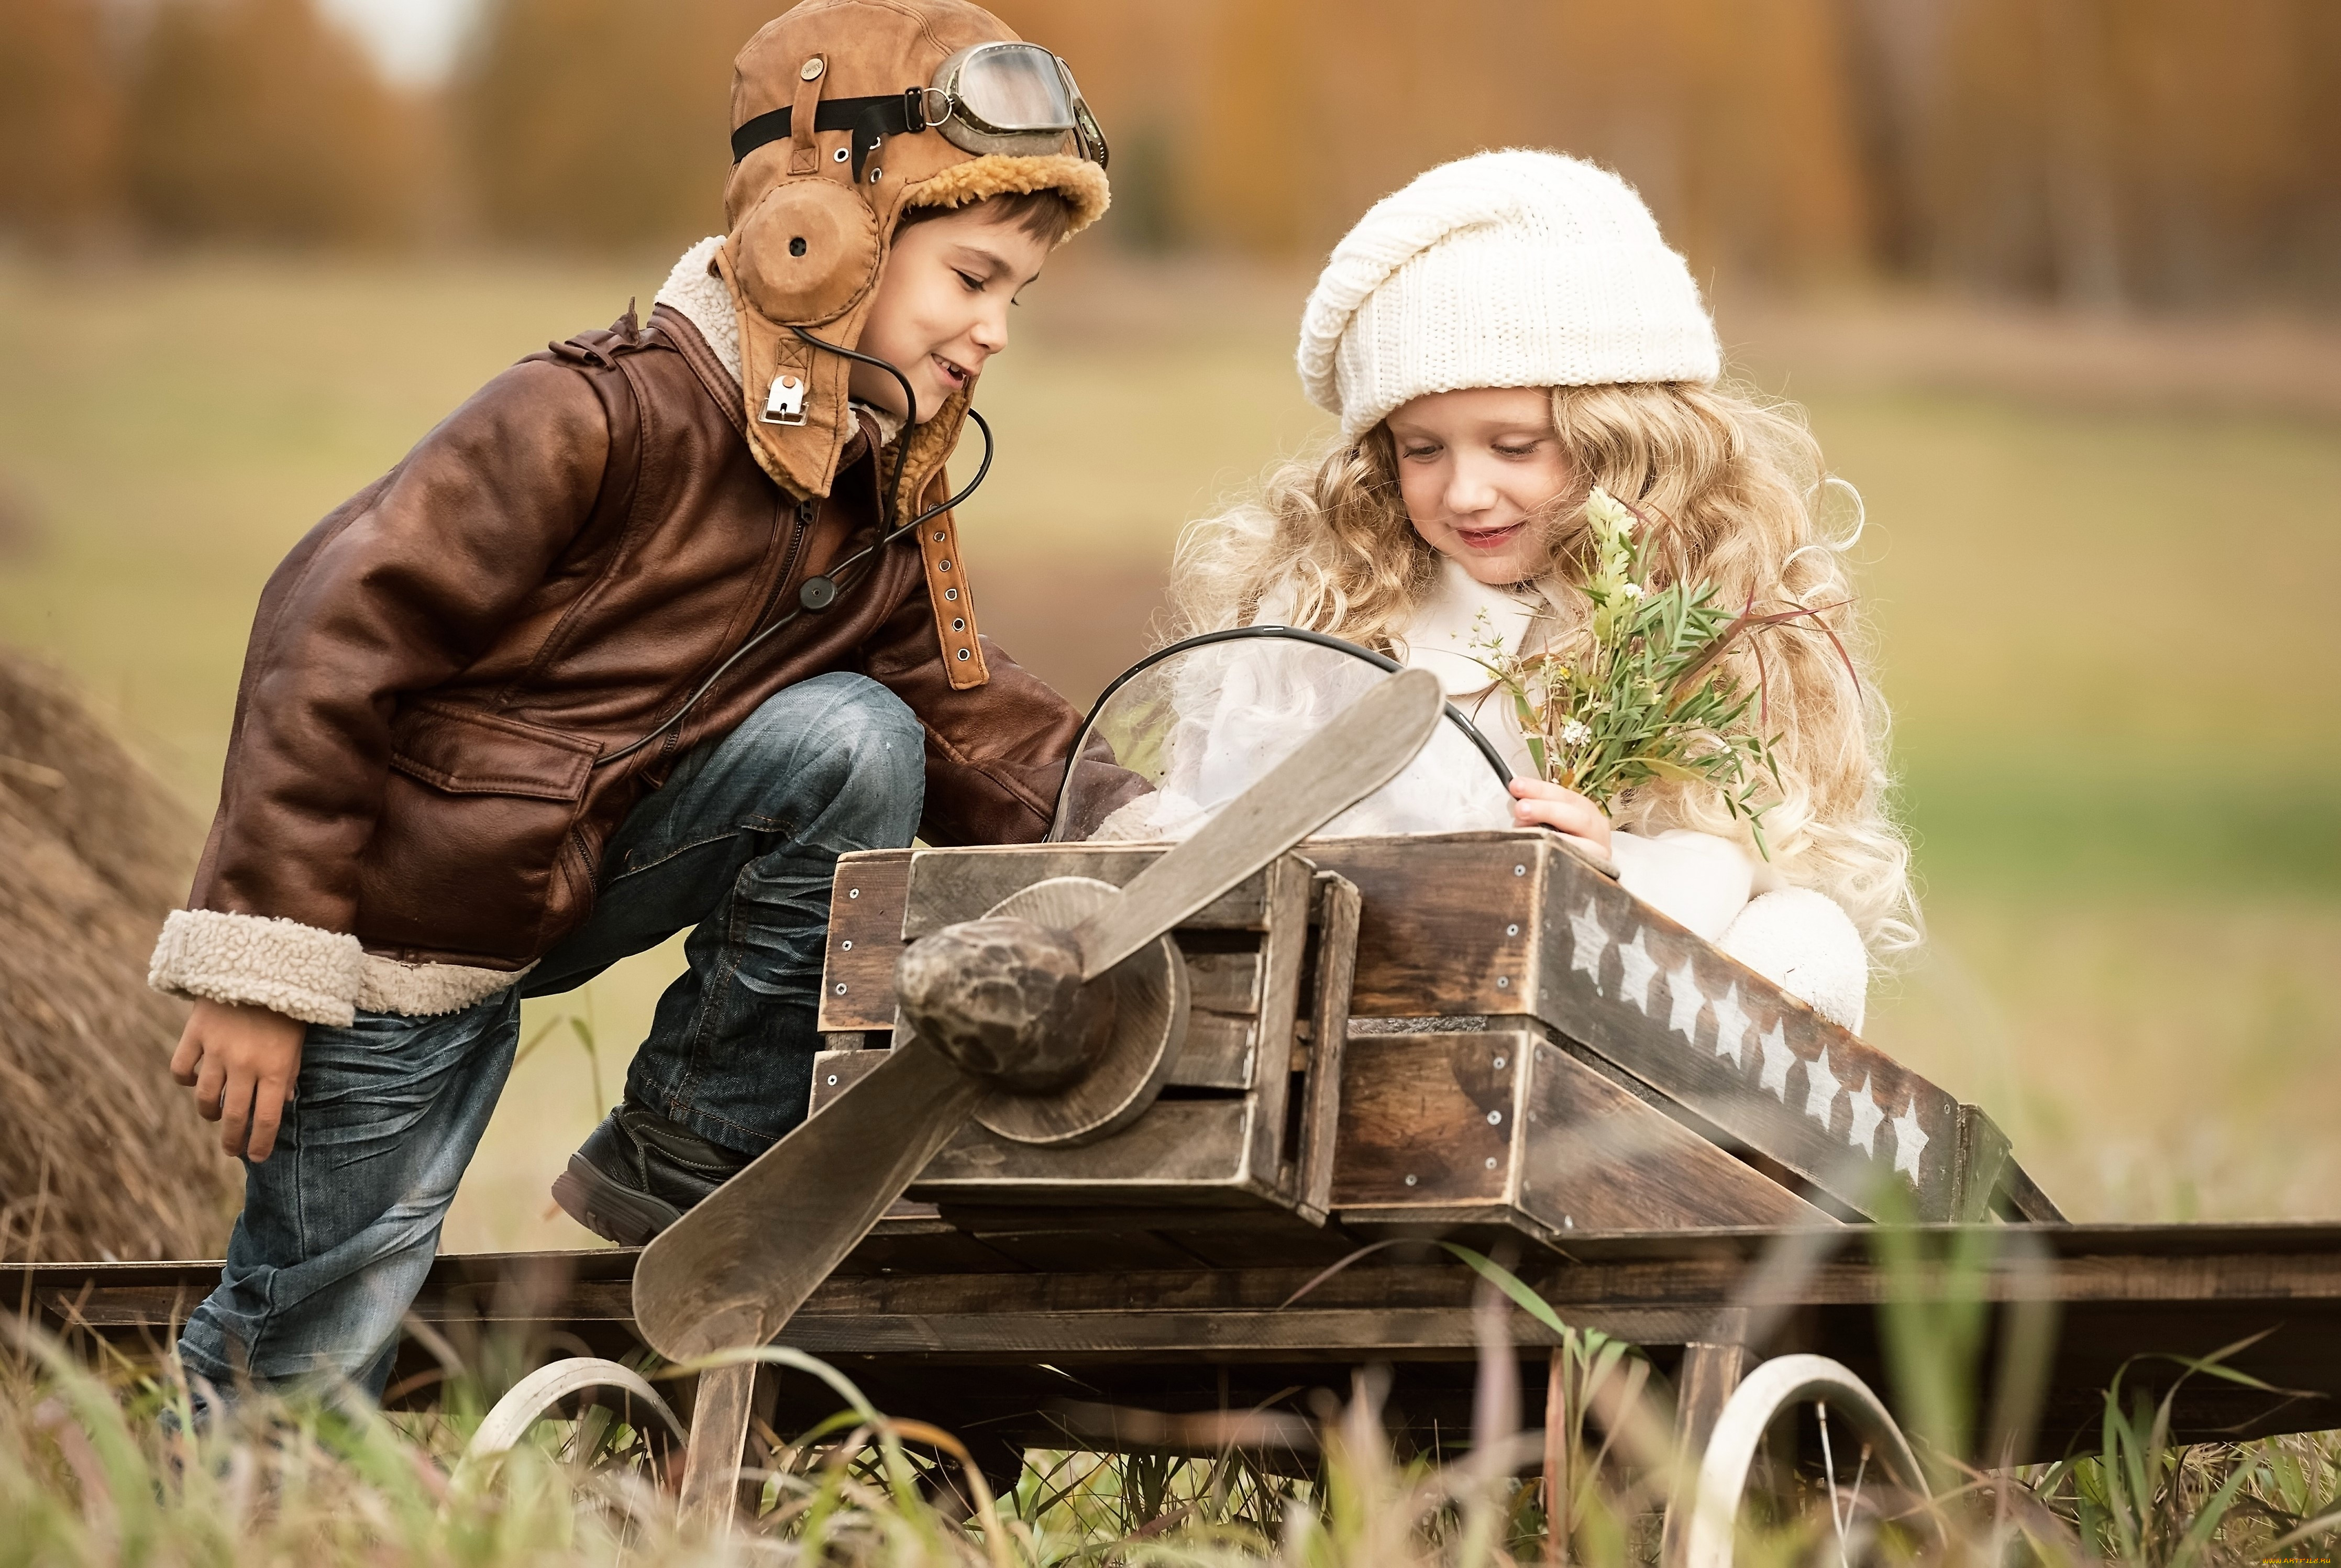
[
  {"xmin": 1245, "ymin": 856, "xmax": 1315, "ymax": 1192},
  {"xmin": 1330, "ymin": 1031, "xmax": 1834, "ymax": 1234},
  {"xmin": 1955, "ymin": 1105, "xmax": 2014, "ymax": 1223},
  {"xmin": 678, "ymin": 1361, "xmax": 756, "ymax": 1535},
  {"xmin": 2000, "ymin": 1162, "xmax": 2066, "ymax": 1224},
  {"xmin": 958, "ymin": 1228, "xmax": 1212, "ymax": 1273},
  {"xmin": 1187, "ymin": 951, "xmax": 1263, "ymax": 1014},
  {"xmin": 835, "ymin": 1218, "xmax": 1029, "ymax": 1276},
  {"xmin": 818, "ymin": 849, "xmax": 914, "ymax": 1031},
  {"xmin": 1516, "ymin": 1037, "xmax": 1837, "ymax": 1233},
  {"xmin": 1169, "ymin": 1010, "xmax": 1255, "ymax": 1089},
  {"xmin": 1330, "ymin": 1032, "xmax": 1513, "ymax": 1207},
  {"xmin": 1674, "ymin": 1312, "xmax": 1751, "ymax": 1460},
  {"xmin": 1296, "ymin": 873, "xmax": 1361, "ymax": 1221},
  {"xmin": 1300, "ymin": 833, "xmax": 1544, "ymax": 1020},
  {"xmin": 1664, "ymin": 1314, "xmax": 1753, "ymax": 1568},
  {"xmin": 910, "ymin": 1098, "xmax": 1278, "ymax": 1205},
  {"xmin": 809, "ymin": 1047, "xmax": 886, "ymax": 1113},
  {"xmin": 917, "ymin": 1204, "xmax": 1365, "ymax": 1270},
  {"xmin": 902, "ymin": 844, "xmax": 1277, "ymax": 938}
]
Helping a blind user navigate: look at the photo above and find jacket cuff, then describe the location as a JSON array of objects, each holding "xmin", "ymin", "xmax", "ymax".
[
  {"xmin": 357, "ymin": 955, "xmax": 532, "ymax": 1018},
  {"xmin": 148, "ymin": 908, "xmax": 364, "ymax": 1028}
]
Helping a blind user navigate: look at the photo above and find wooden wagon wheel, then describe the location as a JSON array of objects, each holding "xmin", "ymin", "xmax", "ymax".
[
  {"xmin": 1675, "ymin": 1354, "xmax": 1942, "ymax": 1568},
  {"xmin": 460, "ymin": 1356, "xmax": 687, "ymax": 1497}
]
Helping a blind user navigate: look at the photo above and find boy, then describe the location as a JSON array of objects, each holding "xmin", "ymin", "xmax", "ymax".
[{"xmin": 148, "ymin": 0, "xmax": 1111, "ymax": 1400}]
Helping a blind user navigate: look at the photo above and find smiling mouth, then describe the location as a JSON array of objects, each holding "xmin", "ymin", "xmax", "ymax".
[
  {"xmin": 932, "ymin": 355, "xmax": 971, "ymax": 391},
  {"xmin": 1454, "ymin": 520, "xmax": 1528, "ymax": 550}
]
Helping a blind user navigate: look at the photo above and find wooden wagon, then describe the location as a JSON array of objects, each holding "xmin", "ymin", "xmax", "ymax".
[{"xmin": 12, "ymin": 672, "xmax": 2339, "ymax": 1561}]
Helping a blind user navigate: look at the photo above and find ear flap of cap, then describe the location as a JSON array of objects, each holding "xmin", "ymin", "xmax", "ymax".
[
  {"xmin": 730, "ymin": 179, "xmax": 881, "ymax": 323},
  {"xmin": 719, "ymin": 222, "xmax": 878, "ymax": 500}
]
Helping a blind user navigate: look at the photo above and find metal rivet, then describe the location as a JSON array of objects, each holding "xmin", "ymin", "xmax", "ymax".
[
  {"xmin": 848, "ymin": 888, "xmax": 860, "ymax": 899},
  {"xmin": 1404, "ymin": 1174, "xmax": 1418, "ymax": 1187},
  {"xmin": 869, "ymin": 168, "xmax": 882, "ymax": 183},
  {"xmin": 956, "ymin": 647, "xmax": 970, "ymax": 661},
  {"xmin": 1485, "ymin": 1156, "xmax": 1499, "ymax": 1169},
  {"xmin": 944, "ymin": 587, "xmax": 958, "ymax": 601},
  {"xmin": 938, "ymin": 559, "xmax": 951, "ymax": 571},
  {"xmin": 1486, "ymin": 1110, "xmax": 1503, "ymax": 1125},
  {"xmin": 1496, "ymin": 976, "xmax": 1510, "ymax": 990},
  {"xmin": 801, "ymin": 57, "xmax": 824, "ymax": 80},
  {"xmin": 1493, "ymin": 1055, "xmax": 1507, "ymax": 1069},
  {"xmin": 825, "ymin": 1073, "xmax": 838, "ymax": 1086},
  {"xmin": 833, "ymin": 981, "xmax": 847, "ymax": 994},
  {"xmin": 952, "ymin": 617, "xmax": 965, "ymax": 632},
  {"xmin": 1514, "ymin": 864, "xmax": 1527, "ymax": 877},
  {"xmin": 932, "ymin": 530, "xmax": 946, "ymax": 542},
  {"xmin": 1506, "ymin": 923, "xmax": 1519, "ymax": 937},
  {"xmin": 832, "ymin": 147, "xmax": 849, "ymax": 163},
  {"xmin": 840, "ymin": 939, "xmax": 853, "ymax": 951}
]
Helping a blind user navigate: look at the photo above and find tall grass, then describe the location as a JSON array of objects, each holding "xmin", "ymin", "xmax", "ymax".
[{"xmin": 6, "ymin": 1262, "xmax": 2334, "ymax": 1568}]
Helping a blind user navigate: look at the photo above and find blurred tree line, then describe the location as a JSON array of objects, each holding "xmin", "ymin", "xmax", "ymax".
[{"xmin": 2, "ymin": 0, "xmax": 2333, "ymax": 306}]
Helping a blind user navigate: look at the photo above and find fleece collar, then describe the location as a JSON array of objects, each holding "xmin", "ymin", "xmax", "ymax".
[
  {"xmin": 657, "ymin": 237, "xmax": 741, "ymax": 388},
  {"xmin": 1396, "ymin": 557, "xmax": 1547, "ymax": 698}
]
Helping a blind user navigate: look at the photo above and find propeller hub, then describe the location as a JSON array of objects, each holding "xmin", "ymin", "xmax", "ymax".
[{"xmin": 896, "ymin": 916, "xmax": 1119, "ymax": 1094}]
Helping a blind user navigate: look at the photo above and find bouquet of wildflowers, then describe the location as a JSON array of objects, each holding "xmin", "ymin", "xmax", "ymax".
[{"xmin": 1468, "ymin": 488, "xmax": 1846, "ymax": 857}]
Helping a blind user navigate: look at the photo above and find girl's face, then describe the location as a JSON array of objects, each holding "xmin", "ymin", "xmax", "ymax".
[{"xmin": 1385, "ymin": 387, "xmax": 1571, "ymax": 586}]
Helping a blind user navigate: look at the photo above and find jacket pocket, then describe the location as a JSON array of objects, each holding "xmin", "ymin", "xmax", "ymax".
[{"xmin": 357, "ymin": 704, "xmax": 601, "ymax": 965}]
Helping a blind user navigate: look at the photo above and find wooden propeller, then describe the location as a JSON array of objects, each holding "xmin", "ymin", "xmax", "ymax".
[{"xmin": 631, "ymin": 666, "xmax": 1444, "ymax": 1360}]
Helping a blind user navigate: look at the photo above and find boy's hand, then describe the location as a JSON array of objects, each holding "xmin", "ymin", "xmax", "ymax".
[
  {"xmin": 170, "ymin": 999, "xmax": 307, "ymax": 1163},
  {"xmin": 1508, "ymin": 777, "xmax": 1613, "ymax": 854}
]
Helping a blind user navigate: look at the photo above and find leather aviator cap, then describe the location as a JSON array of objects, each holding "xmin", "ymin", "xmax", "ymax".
[{"xmin": 720, "ymin": 0, "xmax": 1109, "ymax": 510}]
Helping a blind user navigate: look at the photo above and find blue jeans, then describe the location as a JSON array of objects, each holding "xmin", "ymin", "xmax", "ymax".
[{"xmin": 177, "ymin": 673, "xmax": 925, "ymax": 1400}]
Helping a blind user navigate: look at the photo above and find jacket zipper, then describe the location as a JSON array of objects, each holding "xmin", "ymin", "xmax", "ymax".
[{"xmin": 756, "ymin": 496, "xmax": 819, "ymax": 634}]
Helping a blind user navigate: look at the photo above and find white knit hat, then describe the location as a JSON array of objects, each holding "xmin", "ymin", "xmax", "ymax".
[{"xmin": 1298, "ymin": 149, "xmax": 1721, "ymax": 440}]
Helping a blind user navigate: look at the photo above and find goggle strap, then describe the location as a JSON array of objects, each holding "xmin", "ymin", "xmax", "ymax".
[{"xmin": 731, "ymin": 91, "xmax": 922, "ymax": 167}]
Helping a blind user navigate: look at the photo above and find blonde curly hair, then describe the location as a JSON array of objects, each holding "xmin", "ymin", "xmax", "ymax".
[{"xmin": 1168, "ymin": 381, "xmax": 1920, "ymax": 957}]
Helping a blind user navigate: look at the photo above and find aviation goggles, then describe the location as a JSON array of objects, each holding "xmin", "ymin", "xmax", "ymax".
[{"xmin": 731, "ymin": 41, "xmax": 1108, "ymax": 184}]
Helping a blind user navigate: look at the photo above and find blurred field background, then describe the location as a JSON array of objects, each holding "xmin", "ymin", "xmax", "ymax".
[{"xmin": 0, "ymin": 0, "xmax": 2335, "ymax": 1254}]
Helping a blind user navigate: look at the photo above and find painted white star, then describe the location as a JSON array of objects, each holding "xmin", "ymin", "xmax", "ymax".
[
  {"xmin": 1567, "ymin": 898, "xmax": 1609, "ymax": 993},
  {"xmin": 1757, "ymin": 1022, "xmax": 1794, "ymax": 1100},
  {"xmin": 1665, "ymin": 959, "xmax": 1704, "ymax": 1042},
  {"xmin": 1802, "ymin": 1045, "xmax": 1841, "ymax": 1127},
  {"xmin": 1845, "ymin": 1074, "xmax": 1885, "ymax": 1155},
  {"xmin": 1615, "ymin": 929, "xmax": 1659, "ymax": 1013},
  {"xmin": 1709, "ymin": 984, "xmax": 1749, "ymax": 1068},
  {"xmin": 1891, "ymin": 1100, "xmax": 1930, "ymax": 1179}
]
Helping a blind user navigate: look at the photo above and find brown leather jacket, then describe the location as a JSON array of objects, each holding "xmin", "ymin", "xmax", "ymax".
[{"xmin": 183, "ymin": 304, "xmax": 1081, "ymax": 976}]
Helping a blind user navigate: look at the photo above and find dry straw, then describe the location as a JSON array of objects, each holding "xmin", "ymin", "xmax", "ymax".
[{"xmin": 0, "ymin": 650, "xmax": 235, "ymax": 1263}]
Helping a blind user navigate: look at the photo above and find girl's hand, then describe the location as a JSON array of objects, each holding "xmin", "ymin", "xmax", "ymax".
[{"xmin": 1508, "ymin": 777, "xmax": 1613, "ymax": 853}]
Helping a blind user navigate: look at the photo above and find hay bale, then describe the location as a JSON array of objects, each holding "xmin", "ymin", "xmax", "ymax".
[{"xmin": 0, "ymin": 649, "xmax": 237, "ymax": 1262}]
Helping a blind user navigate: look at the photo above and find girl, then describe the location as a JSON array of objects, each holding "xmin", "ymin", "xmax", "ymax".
[{"xmin": 1157, "ymin": 150, "xmax": 1916, "ymax": 1032}]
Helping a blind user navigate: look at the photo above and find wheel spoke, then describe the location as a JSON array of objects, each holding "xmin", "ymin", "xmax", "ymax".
[{"xmin": 1816, "ymin": 1399, "xmax": 1849, "ymax": 1566}]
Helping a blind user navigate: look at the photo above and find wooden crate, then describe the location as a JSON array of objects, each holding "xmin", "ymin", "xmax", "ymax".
[
  {"xmin": 813, "ymin": 850, "xmax": 1359, "ymax": 1226},
  {"xmin": 819, "ymin": 831, "xmax": 2052, "ymax": 1240}
]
